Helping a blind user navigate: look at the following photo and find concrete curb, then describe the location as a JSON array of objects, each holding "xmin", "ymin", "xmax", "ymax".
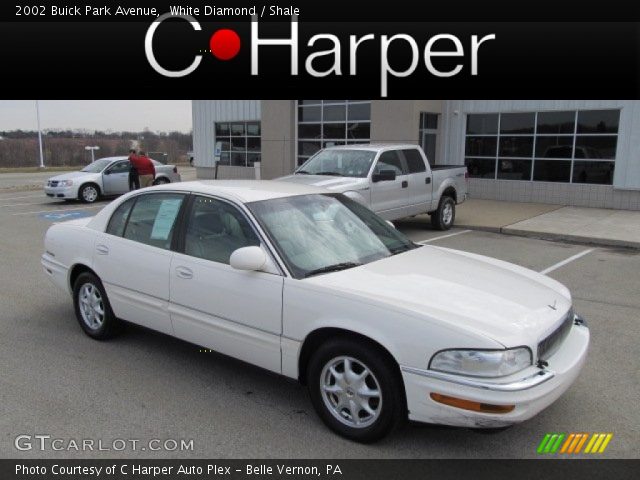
[
  {"xmin": 500, "ymin": 227, "xmax": 640, "ymax": 250},
  {"xmin": 456, "ymin": 224, "xmax": 640, "ymax": 250}
]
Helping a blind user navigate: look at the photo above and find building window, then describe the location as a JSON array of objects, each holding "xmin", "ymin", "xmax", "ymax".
[
  {"xmin": 464, "ymin": 109, "xmax": 619, "ymax": 184},
  {"xmin": 297, "ymin": 100, "xmax": 371, "ymax": 166},
  {"xmin": 215, "ymin": 121, "xmax": 261, "ymax": 167},
  {"xmin": 419, "ymin": 113, "xmax": 439, "ymax": 165}
]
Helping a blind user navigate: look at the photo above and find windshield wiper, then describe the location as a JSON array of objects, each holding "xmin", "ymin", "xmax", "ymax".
[
  {"xmin": 295, "ymin": 170, "xmax": 310, "ymax": 175},
  {"xmin": 315, "ymin": 171, "xmax": 344, "ymax": 176},
  {"xmin": 304, "ymin": 262, "xmax": 362, "ymax": 278}
]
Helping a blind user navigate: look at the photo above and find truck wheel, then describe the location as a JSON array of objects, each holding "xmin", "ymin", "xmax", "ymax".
[
  {"xmin": 307, "ymin": 338, "xmax": 405, "ymax": 443},
  {"xmin": 431, "ymin": 196, "xmax": 455, "ymax": 230}
]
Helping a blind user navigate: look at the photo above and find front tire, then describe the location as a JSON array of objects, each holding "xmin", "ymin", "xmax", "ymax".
[
  {"xmin": 78, "ymin": 183, "xmax": 100, "ymax": 203},
  {"xmin": 431, "ymin": 195, "xmax": 455, "ymax": 230},
  {"xmin": 307, "ymin": 338, "xmax": 405, "ymax": 443},
  {"xmin": 73, "ymin": 272, "xmax": 120, "ymax": 340}
]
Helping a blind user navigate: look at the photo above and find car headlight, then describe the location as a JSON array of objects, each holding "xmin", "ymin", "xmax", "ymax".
[
  {"xmin": 429, "ymin": 347, "xmax": 532, "ymax": 378},
  {"xmin": 58, "ymin": 180, "xmax": 73, "ymax": 187}
]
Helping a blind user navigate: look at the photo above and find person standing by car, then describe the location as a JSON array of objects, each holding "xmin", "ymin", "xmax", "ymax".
[
  {"xmin": 128, "ymin": 149, "xmax": 140, "ymax": 190},
  {"xmin": 130, "ymin": 150, "xmax": 156, "ymax": 188}
]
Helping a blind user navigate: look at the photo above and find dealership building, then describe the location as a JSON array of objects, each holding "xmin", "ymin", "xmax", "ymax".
[{"xmin": 192, "ymin": 100, "xmax": 640, "ymax": 210}]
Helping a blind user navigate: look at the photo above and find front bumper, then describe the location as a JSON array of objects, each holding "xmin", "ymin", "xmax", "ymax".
[
  {"xmin": 401, "ymin": 321, "xmax": 590, "ymax": 428},
  {"xmin": 44, "ymin": 184, "xmax": 78, "ymax": 199}
]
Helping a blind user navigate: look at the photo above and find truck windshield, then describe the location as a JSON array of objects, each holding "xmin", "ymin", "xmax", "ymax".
[
  {"xmin": 248, "ymin": 194, "xmax": 417, "ymax": 279},
  {"xmin": 296, "ymin": 150, "xmax": 375, "ymax": 178}
]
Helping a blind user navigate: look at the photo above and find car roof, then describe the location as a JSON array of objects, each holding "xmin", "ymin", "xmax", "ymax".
[
  {"xmin": 323, "ymin": 143, "xmax": 420, "ymax": 151},
  {"xmin": 96, "ymin": 156, "xmax": 127, "ymax": 162},
  {"xmin": 150, "ymin": 180, "xmax": 329, "ymax": 203}
]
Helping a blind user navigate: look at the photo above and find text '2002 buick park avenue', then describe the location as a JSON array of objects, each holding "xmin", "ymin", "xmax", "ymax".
[{"xmin": 42, "ymin": 181, "xmax": 589, "ymax": 442}]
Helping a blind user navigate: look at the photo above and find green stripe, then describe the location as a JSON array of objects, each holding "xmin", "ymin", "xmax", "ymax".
[
  {"xmin": 550, "ymin": 434, "xmax": 565, "ymax": 453},
  {"xmin": 537, "ymin": 434, "xmax": 552, "ymax": 454},
  {"xmin": 544, "ymin": 434, "xmax": 558, "ymax": 453}
]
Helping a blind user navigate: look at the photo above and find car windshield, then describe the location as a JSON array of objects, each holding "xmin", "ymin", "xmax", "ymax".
[
  {"xmin": 248, "ymin": 194, "xmax": 417, "ymax": 279},
  {"xmin": 81, "ymin": 158, "xmax": 114, "ymax": 173},
  {"xmin": 296, "ymin": 149, "xmax": 375, "ymax": 178}
]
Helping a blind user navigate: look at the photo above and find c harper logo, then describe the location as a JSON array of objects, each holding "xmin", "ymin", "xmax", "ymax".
[
  {"xmin": 537, "ymin": 432, "xmax": 613, "ymax": 454},
  {"xmin": 144, "ymin": 13, "xmax": 496, "ymax": 97}
]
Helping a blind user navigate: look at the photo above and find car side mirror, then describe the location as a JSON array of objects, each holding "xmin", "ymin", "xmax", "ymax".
[
  {"xmin": 230, "ymin": 246, "xmax": 267, "ymax": 272},
  {"xmin": 372, "ymin": 169, "xmax": 396, "ymax": 182},
  {"xmin": 103, "ymin": 170, "xmax": 111, "ymax": 175}
]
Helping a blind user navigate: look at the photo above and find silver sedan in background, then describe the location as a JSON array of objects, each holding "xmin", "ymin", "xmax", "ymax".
[{"xmin": 44, "ymin": 156, "xmax": 182, "ymax": 203}]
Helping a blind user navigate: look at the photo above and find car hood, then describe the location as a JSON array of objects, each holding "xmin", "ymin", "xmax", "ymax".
[
  {"xmin": 48, "ymin": 171, "xmax": 100, "ymax": 181},
  {"xmin": 278, "ymin": 174, "xmax": 368, "ymax": 192},
  {"xmin": 305, "ymin": 246, "xmax": 572, "ymax": 348}
]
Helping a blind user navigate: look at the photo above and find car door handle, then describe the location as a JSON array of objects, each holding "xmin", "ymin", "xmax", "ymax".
[
  {"xmin": 425, "ymin": 177, "xmax": 431, "ymax": 184},
  {"xmin": 401, "ymin": 181, "xmax": 408, "ymax": 188},
  {"xmin": 96, "ymin": 244, "xmax": 109, "ymax": 255},
  {"xmin": 175, "ymin": 266, "xmax": 193, "ymax": 279}
]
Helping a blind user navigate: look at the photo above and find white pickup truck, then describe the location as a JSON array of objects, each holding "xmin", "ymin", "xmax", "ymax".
[{"xmin": 279, "ymin": 144, "xmax": 468, "ymax": 230}]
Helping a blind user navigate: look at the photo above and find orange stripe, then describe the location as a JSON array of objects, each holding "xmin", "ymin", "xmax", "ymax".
[
  {"xmin": 574, "ymin": 433, "xmax": 589, "ymax": 453},
  {"xmin": 560, "ymin": 434, "xmax": 575, "ymax": 453},
  {"xmin": 567, "ymin": 434, "xmax": 582, "ymax": 453}
]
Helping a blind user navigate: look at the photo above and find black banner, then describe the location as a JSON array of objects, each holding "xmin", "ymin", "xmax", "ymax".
[
  {"xmin": 4, "ymin": 460, "xmax": 639, "ymax": 480},
  {"xmin": 1, "ymin": 20, "xmax": 639, "ymax": 99}
]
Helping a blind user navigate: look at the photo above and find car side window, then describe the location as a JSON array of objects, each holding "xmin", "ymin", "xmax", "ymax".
[
  {"xmin": 122, "ymin": 193, "xmax": 185, "ymax": 250},
  {"xmin": 184, "ymin": 196, "xmax": 260, "ymax": 265},
  {"xmin": 402, "ymin": 149, "xmax": 426, "ymax": 173},
  {"xmin": 106, "ymin": 198, "xmax": 136, "ymax": 237},
  {"xmin": 374, "ymin": 151, "xmax": 405, "ymax": 175},
  {"xmin": 107, "ymin": 161, "xmax": 130, "ymax": 174}
]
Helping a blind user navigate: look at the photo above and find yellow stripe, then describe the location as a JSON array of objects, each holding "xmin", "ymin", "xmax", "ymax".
[
  {"xmin": 598, "ymin": 434, "xmax": 613, "ymax": 453},
  {"xmin": 590, "ymin": 434, "xmax": 606, "ymax": 453},
  {"xmin": 560, "ymin": 434, "xmax": 575, "ymax": 454},
  {"xmin": 584, "ymin": 433, "xmax": 599, "ymax": 453},
  {"xmin": 567, "ymin": 434, "xmax": 581, "ymax": 454},
  {"xmin": 574, "ymin": 434, "xmax": 589, "ymax": 454}
]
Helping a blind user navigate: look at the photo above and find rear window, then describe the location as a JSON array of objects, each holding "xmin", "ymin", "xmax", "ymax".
[
  {"xmin": 402, "ymin": 149, "xmax": 426, "ymax": 173},
  {"xmin": 122, "ymin": 193, "xmax": 185, "ymax": 250},
  {"xmin": 106, "ymin": 198, "xmax": 135, "ymax": 237}
]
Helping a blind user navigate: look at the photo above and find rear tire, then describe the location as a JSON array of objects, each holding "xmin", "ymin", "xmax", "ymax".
[
  {"xmin": 431, "ymin": 196, "xmax": 455, "ymax": 231},
  {"xmin": 153, "ymin": 177, "xmax": 170, "ymax": 185},
  {"xmin": 78, "ymin": 183, "xmax": 100, "ymax": 203},
  {"xmin": 307, "ymin": 338, "xmax": 405, "ymax": 443},
  {"xmin": 72, "ymin": 272, "xmax": 121, "ymax": 340}
]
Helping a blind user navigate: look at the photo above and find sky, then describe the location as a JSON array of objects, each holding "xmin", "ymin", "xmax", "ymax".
[{"xmin": 0, "ymin": 100, "xmax": 192, "ymax": 133}]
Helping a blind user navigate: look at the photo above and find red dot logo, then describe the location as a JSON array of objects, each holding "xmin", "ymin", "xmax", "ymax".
[{"xmin": 209, "ymin": 29, "xmax": 241, "ymax": 61}]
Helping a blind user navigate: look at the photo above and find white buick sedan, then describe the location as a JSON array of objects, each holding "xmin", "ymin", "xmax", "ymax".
[{"xmin": 42, "ymin": 181, "xmax": 589, "ymax": 442}]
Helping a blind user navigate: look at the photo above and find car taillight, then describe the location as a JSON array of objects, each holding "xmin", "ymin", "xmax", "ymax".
[
  {"xmin": 173, "ymin": 166, "xmax": 177, "ymax": 173},
  {"xmin": 464, "ymin": 171, "xmax": 469, "ymax": 180}
]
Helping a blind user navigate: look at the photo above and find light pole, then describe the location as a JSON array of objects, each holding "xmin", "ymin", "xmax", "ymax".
[
  {"xmin": 35, "ymin": 100, "xmax": 44, "ymax": 168},
  {"xmin": 85, "ymin": 145, "xmax": 100, "ymax": 163}
]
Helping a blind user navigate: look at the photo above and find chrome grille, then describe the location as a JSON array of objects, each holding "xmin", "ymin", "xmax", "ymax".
[{"xmin": 538, "ymin": 309, "xmax": 574, "ymax": 360}]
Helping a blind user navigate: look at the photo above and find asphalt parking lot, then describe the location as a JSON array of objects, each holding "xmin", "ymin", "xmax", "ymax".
[{"xmin": 0, "ymin": 185, "xmax": 638, "ymax": 459}]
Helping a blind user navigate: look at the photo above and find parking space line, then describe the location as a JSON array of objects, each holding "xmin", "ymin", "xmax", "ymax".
[
  {"xmin": 0, "ymin": 194, "xmax": 45, "ymax": 201},
  {"xmin": 1, "ymin": 201, "xmax": 50, "ymax": 207},
  {"xmin": 11, "ymin": 205, "xmax": 103, "ymax": 216},
  {"xmin": 417, "ymin": 230, "xmax": 471, "ymax": 244},
  {"xmin": 539, "ymin": 248, "xmax": 595, "ymax": 275}
]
